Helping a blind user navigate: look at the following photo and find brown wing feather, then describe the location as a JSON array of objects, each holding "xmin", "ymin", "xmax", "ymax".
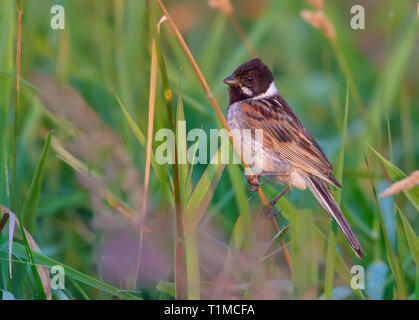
[{"xmin": 240, "ymin": 95, "xmax": 341, "ymax": 188}]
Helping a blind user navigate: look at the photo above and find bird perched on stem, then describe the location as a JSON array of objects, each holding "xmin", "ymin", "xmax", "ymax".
[{"xmin": 224, "ymin": 58, "xmax": 365, "ymax": 259}]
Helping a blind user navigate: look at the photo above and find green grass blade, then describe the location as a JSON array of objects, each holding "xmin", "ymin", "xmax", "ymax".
[
  {"xmin": 369, "ymin": 18, "xmax": 418, "ymax": 133},
  {"xmin": 0, "ymin": 0, "xmax": 14, "ymax": 208},
  {"xmin": 181, "ymin": 94, "xmax": 211, "ymax": 116},
  {"xmin": 185, "ymin": 233, "xmax": 200, "ymax": 299},
  {"xmin": 312, "ymin": 216, "xmax": 367, "ymax": 299},
  {"xmin": 396, "ymin": 207, "xmax": 419, "ymax": 299},
  {"xmin": 334, "ymin": 85, "xmax": 349, "ymax": 202},
  {"xmin": 324, "ymin": 218, "xmax": 337, "ymax": 299},
  {"xmin": 331, "ymin": 42, "xmax": 368, "ymax": 124},
  {"xmin": 385, "ymin": 113, "xmax": 393, "ymax": 163},
  {"xmin": 227, "ymin": 160, "xmax": 253, "ymax": 249},
  {"xmin": 184, "ymin": 150, "xmax": 225, "ymax": 233},
  {"xmin": 68, "ymin": 277, "xmax": 90, "ymax": 300},
  {"xmin": 16, "ymin": 214, "xmax": 47, "ymax": 299},
  {"xmin": 156, "ymin": 280, "xmax": 175, "ymax": 298},
  {"xmin": 184, "ymin": 134, "xmax": 201, "ymax": 202},
  {"xmin": 396, "ymin": 208, "xmax": 419, "ymax": 265},
  {"xmin": 113, "ymin": 88, "xmax": 145, "ymax": 145},
  {"xmin": 22, "ymin": 132, "xmax": 52, "ymax": 233},
  {"xmin": 397, "ymin": 208, "xmax": 419, "ymax": 265},
  {"xmin": 288, "ymin": 208, "xmax": 319, "ymax": 298},
  {"xmin": 199, "ymin": 13, "xmax": 226, "ymax": 82},
  {"xmin": 175, "ymin": 75, "xmax": 188, "ymax": 204},
  {"xmin": 365, "ymin": 157, "xmax": 408, "ymax": 299},
  {"xmin": 368, "ymin": 144, "xmax": 419, "ymax": 211},
  {"xmin": 15, "ymin": 0, "xmax": 22, "ymax": 13},
  {"xmin": 13, "ymin": 131, "xmax": 52, "ymax": 299},
  {"xmin": 325, "ymin": 85, "xmax": 349, "ymax": 300},
  {"xmin": 112, "ymin": 89, "xmax": 166, "ymax": 187},
  {"xmin": 183, "ymin": 159, "xmax": 224, "ymax": 299},
  {"xmin": 1, "ymin": 242, "xmax": 141, "ymax": 300}
]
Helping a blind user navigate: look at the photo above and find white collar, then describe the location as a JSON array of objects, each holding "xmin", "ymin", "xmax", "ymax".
[{"xmin": 254, "ymin": 82, "xmax": 278, "ymax": 99}]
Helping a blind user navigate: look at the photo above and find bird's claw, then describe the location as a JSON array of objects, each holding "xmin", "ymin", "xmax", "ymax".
[
  {"xmin": 246, "ymin": 175, "xmax": 264, "ymax": 192},
  {"xmin": 247, "ymin": 185, "xmax": 259, "ymax": 192},
  {"xmin": 262, "ymin": 203, "xmax": 282, "ymax": 220}
]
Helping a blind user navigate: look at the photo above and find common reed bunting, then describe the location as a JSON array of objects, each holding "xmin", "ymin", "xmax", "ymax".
[{"xmin": 224, "ymin": 58, "xmax": 365, "ymax": 259}]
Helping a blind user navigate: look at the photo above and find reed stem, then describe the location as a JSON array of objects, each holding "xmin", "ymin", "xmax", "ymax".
[
  {"xmin": 157, "ymin": 0, "xmax": 292, "ymax": 273},
  {"xmin": 11, "ymin": 1, "xmax": 22, "ymax": 214}
]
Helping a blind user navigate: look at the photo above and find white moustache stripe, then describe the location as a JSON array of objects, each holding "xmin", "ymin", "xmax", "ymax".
[
  {"xmin": 255, "ymin": 82, "xmax": 278, "ymax": 99},
  {"xmin": 240, "ymin": 86, "xmax": 253, "ymax": 96}
]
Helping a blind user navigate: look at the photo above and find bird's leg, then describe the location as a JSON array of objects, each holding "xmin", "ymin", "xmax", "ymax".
[
  {"xmin": 262, "ymin": 186, "xmax": 290, "ymax": 219},
  {"xmin": 245, "ymin": 171, "xmax": 287, "ymax": 192},
  {"xmin": 244, "ymin": 171, "xmax": 291, "ymax": 219},
  {"xmin": 246, "ymin": 174, "xmax": 264, "ymax": 192}
]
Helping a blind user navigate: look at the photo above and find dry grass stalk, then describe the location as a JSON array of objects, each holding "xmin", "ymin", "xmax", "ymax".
[
  {"xmin": 379, "ymin": 170, "xmax": 419, "ymax": 198},
  {"xmin": 134, "ymin": 38, "xmax": 158, "ymax": 291},
  {"xmin": 208, "ymin": 0, "xmax": 233, "ymax": 16},
  {"xmin": 208, "ymin": 0, "xmax": 258, "ymax": 58},
  {"xmin": 158, "ymin": 0, "xmax": 259, "ymax": 197},
  {"xmin": 11, "ymin": 1, "xmax": 23, "ymax": 212},
  {"xmin": 307, "ymin": 0, "xmax": 323, "ymax": 10},
  {"xmin": 155, "ymin": 9, "xmax": 186, "ymax": 299},
  {"xmin": 15, "ymin": 9, "xmax": 22, "ymax": 94},
  {"xmin": 301, "ymin": 9, "xmax": 336, "ymax": 43},
  {"xmin": 303, "ymin": 1, "xmax": 368, "ymax": 123},
  {"xmin": 157, "ymin": 0, "xmax": 292, "ymax": 272},
  {"xmin": 142, "ymin": 39, "xmax": 157, "ymax": 220}
]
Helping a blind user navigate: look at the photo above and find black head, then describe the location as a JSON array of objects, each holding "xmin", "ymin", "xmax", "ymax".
[{"xmin": 223, "ymin": 58, "xmax": 274, "ymax": 104}]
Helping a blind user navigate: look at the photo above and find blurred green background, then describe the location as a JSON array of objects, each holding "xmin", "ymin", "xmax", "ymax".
[{"xmin": 0, "ymin": 0, "xmax": 418, "ymax": 300}]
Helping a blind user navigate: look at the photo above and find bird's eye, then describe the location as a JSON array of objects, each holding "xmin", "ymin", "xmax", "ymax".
[{"xmin": 247, "ymin": 76, "xmax": 254, "ymax": 82}]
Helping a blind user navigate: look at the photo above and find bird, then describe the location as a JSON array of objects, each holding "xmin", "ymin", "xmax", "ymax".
[{"xmin": 223, "ymin": 58, "xmax": 366, "ymax": 259}]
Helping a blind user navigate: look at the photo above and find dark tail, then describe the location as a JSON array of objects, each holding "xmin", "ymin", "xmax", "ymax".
[{"xmin": 306, "ymin": 174, "xmax": 366, "ymax": 259}]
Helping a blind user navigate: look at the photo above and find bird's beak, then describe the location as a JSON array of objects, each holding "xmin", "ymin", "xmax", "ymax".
[{"xmin": 223, "ymin": 74, "xmax": 238, "ymax": 86}]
